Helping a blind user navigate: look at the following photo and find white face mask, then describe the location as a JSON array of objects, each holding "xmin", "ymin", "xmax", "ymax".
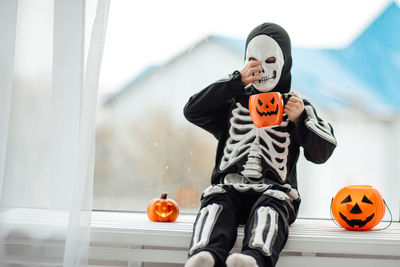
[{"xmin": 245, "ymin": 35, "xmax": 284, "ymax": 92}]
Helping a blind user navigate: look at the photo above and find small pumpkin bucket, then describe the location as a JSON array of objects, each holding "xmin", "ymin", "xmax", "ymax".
[
  {"xmin": 249, "ymin": 92, "xmax": 291, "ymax": 128},
  {"xmin": 331, "ymin": 185, "xmax": 391, "ymax": 231}
]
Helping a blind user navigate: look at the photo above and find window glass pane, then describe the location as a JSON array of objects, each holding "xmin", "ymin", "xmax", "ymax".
[{"xmin": 94, "ymin": 1, "xmax": 400, "ymax": 221}]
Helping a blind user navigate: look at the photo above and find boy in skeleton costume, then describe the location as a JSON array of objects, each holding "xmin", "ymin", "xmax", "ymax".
[{"xmin": 183, "ymin": 23, "xmax": 336, "ymax": 267}]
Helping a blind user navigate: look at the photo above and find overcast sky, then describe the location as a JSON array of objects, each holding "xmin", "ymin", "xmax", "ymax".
[{"xmin": 99, "ymin": 0, "xmax": 396, "ymax": 95}]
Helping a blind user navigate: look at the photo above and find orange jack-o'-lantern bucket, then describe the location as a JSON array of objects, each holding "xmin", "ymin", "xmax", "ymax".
[
  {"xmin": 249, "ymin": 92, "xmax": 290, "ymax": 128},
  {"xmin": 331, "ymin": 185, "xmax": 391, "ymax": 231}
]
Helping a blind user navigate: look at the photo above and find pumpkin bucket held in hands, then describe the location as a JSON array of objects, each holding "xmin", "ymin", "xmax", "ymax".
[
  {"xmin": 331, "ymin": 185, "xmax": 387, "ymax": 231},
  {"xmin": 147, "ymin": 193, "xmax": 180, "ymax": 222},
  {"xmin": 249, "ymin": 92, "xmax": 291, "ymax": 128}
]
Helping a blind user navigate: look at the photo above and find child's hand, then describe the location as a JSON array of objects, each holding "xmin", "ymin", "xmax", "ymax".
[
  {"xmin": 284, "ymin": 92, "xmax": 304, "ymax": 124},
  {"xmin": 240, "ymin": 60, "xmax": 262, "ymax": 86}
]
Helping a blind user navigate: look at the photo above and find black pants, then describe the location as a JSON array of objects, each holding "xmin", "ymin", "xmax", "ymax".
[{"xmin": 188, "ymin": 184, "xmax": 299, "ymax": 267}]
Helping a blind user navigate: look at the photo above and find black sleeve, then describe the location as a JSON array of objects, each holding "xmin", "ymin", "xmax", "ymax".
[
  {"xmin": 292, "ymin": 100, "xmax": 337, "ymax": 164},
  {"xmin": 183, "ymin": 71, "xmax": 245, "ymax": 139}
]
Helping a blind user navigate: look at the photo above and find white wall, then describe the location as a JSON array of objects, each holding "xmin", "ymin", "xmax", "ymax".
[{"xmin": 107, "ymin": 39, "xmax": 243, "ymax": 126}]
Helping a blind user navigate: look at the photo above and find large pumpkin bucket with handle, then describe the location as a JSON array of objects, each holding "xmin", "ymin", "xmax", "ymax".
[{"xmin": 331, "ymin": 185, "xmax": 392, "ymax": 231}]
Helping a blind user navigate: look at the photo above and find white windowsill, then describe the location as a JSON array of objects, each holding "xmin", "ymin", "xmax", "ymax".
[
  {"xmin": 89, "ymin": 210, "xmax": 400, "ymax": 266},
  {"xmin": 2, "ymin": 208, "xmax": 400, "ymax": 266}
]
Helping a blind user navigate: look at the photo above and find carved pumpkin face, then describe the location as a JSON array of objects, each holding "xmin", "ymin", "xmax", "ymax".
[
  {"xmin": 147, "ymin": 193, "xmax": 180, "ymax": 222},
  {"xmin": 249, "ymin": 92, "xmax": 284, "ymax": 128},
  {"xmin": 331, "ymin": 185, "xmax": 385, "ymax": 231}
]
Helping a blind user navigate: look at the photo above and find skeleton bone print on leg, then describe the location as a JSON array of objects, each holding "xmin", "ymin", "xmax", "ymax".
[
  {"xmin": 249, "ymin": 206, "xmax": 279, "ymax": 256},
  {"xmin": 219, "ymin": 103, "xmax": 290, "ymax": 182},
  {"xmin": 189, "ymin": 204, "xmax": 223, "ymax": 255}
]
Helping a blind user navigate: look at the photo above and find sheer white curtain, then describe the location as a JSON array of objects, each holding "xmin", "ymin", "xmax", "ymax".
[{"xmin": 0, "ymin": 0, "xmax": 109, "ymax": 266}]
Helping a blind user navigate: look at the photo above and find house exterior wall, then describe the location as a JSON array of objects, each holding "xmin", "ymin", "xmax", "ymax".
[
  {"xmin": 95, "ymin": 40, "xmax": 246, "ymax": 211},
  {"xmin": 107, "ymin": 39, "xmax": 244, "ymax": 126}
]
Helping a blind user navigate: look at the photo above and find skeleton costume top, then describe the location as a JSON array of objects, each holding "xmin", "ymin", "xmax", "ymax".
[{"xmin": 184, "ymin": 23, "xmax": 337, "ymax": 191}]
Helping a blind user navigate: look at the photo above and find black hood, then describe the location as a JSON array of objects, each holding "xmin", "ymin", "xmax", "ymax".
[{"xmin": 245, "ymin": 23, "xmax": 292, "ymax": 94}]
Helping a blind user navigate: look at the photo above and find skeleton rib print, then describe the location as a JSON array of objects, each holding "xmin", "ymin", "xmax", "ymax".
[{"xmin": 219, "ymin": 103, "xmax": 290, "ymax": 182}]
